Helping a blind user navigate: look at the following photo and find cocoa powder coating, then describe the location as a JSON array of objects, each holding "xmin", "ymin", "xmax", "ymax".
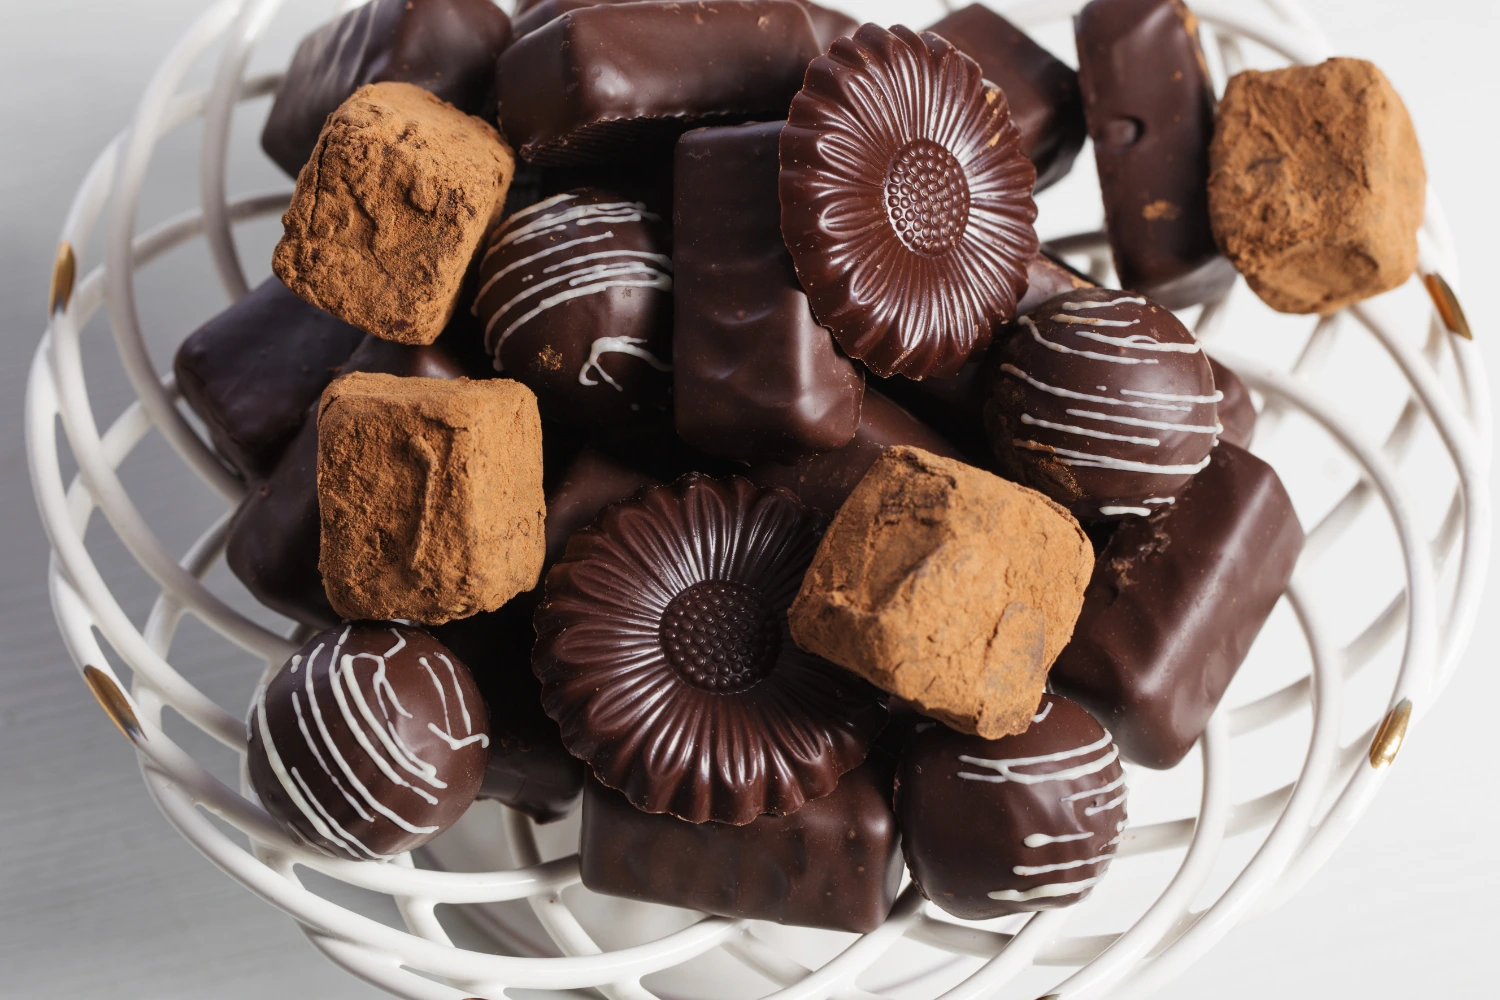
[
  {"xmin": 274, "ymin": 81, "xmax": 516, "ymax": 345},
  {"xmin": 788, "ymin": 447, "xmax": 1094, "ymax": 739},
  {"xmin": 1208, "ymin": 58, "xmax": 1425, "ymax": 315},
  {"xmin": 317, "ymin": 372, "xmax": 545, "ymax": 624}
]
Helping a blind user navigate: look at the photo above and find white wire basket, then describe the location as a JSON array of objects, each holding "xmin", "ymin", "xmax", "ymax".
[{"xmin": 24, "ymin": 0, "xmax": 1493, "ymax": 997}]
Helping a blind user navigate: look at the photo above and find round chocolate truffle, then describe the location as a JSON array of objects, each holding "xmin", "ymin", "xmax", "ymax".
[
  {"xmin": 896, "ymin": 694, "xmax": 1127, "ymax": 921},
  {"xmin": 534, "ymin": 475, "xmax": 889, "ymax": 825},
  {"xmin": 474, "ymin": 188, "xmax": 673, "ymax": 427},
  {"xmin": 983, "ymin": 288, "xmax": 1221, "ymax": 522},
  {"xmin": 780, "ymin": 24, "xmax": 1039, "ymax": 379},
  {"xmin": 247, "ymin": 622, "xmax": 490, "ymax": 861}
]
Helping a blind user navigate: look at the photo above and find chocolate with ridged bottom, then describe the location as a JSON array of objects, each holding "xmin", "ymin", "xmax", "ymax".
[
  {"xmin": 260, "ymin": 0, "xmax": 511, "ymax": 177},
  {"xmin": 226, "ymin": 337, "xmax": 466, "ymax": 628},
  {"xmin": 674, "ymin": 121, "xmax": 863, "ymax": 462},
  {"xmin": 925, "ymin": 5, "xmax": 1085, "ymax": 191},
  {"xmin": 174, "ymin": 277, "xmax": 365, "ymax": 480},
  {"xmin": 580, "ymin": 761, "xmax": 901, "ymax": 933},
  {"xmin": 496, "ymin": 1, "xmax": 820, "ymax": 165},
  {"xmin": 748, "ymin": 389, "xmax": 961, "ymax": 517},
  {"xmin": 1075, "ymin": 0, "xmax": 1235, "ymax": 308},
  {"xmin": 1050, "ymin": 441, "xmax": 1303, "ymax": 768}
]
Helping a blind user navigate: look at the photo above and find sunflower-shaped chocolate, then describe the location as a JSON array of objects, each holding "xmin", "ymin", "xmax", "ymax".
[
  {"xmin": 534, "ymin": 475, "xmax": 888, "ymax": 825},
  {"xmin": 781, "ymin": 24, "xmax": 1040, "ymax": 380}
]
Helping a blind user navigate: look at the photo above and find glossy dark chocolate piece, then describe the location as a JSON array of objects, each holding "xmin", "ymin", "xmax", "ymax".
[
  {"xmin": 247, "ymin": 622, "xmax": 489, "ymax": 860},
  {"xmin": 261, "ymin": 0, "xmax": 511, "ymax": 177},
  {"xmin": 1076, "ymin": 0, "xmax": 1235, "ymax": 309},
  {"xmin": 748, "ymin": 389, "xmax": 961, "ymax": 517},
  {"xmin": 512, "ymin": 0, "xmax": 853, "ymax": 49},
  {"xmin": 794, "ymin": 0, "xmax": 858, "ymax": 49},
  {"xmin": 674, "ymin": 122, "xmax": 863, "ymax": 463},
  {"xmin": 984, "ymin": 288, "xmax": 1220, "ymax": 522},
  {"xmin": 496, "ymin": 1, "xmax": 821, "ymax": 166},
  {"xmin": 580, "ymin": 761, "xmax": 901, "ymax": 933},
  {"xmin": 1050, "ymin": 441, "xmax": 1302, "ymax": 768},
  {"xmin": 510, "ymin": 0, "xmax": 597, "ymax": 41},
  {"xmin": 1020, "ymin": 250, "xmax": 1097, "ymax": 316},
  {"xmin": 475, "ymin": 189, "xmax": 674, "ymax": 428},
  {"xmin": 1210, "ymin": 357, "xmax": 1256, "ymax": 448},
  {"xmin": 226, "ymin": 337, "xmax": 466, "ymax": 628},
  {"xmin": 925, "ymin": 5, "xmax": 1086, "ymax": 191},
  {"xmin": 896, "ymin": 694, "xmax": 1126, "ymax": 920},
  {"xmin": 781, "ymin": 25, "xmax": 1039, "ymax": 378},
  {"xmin": 174, "ymin": 277, "xmax": 364, "ymax": 480},
  {"xmin": 534, "ymin": 476, "xmax": 888, "ymax": 825}
]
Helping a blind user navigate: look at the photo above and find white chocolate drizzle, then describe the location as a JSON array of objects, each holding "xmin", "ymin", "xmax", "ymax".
[
  {"xmin": 580, "ymin": 336, "xmax": 672, "ymax": 391},
  {"xmin": 987, "ymin": 878, "xmax": 1100, "ymax": 903},
  {"xmin": 1022, "ymin": 831, "xmax": 1092, "ymax": 848},
  {"xmin": 251, "ymin": 627, "xmax": 487, "ymax": 862},
  {"xmin": 1020, "ymin": 315, "xmax": 1158, "ymax": 366},
  {"xmin": 1013, "ymin": 440, "xmax": 1213, "ymax": 476},
  {"xmin": 1031, "ymin": 702, "xmax": 1054, "ymax": 725}
]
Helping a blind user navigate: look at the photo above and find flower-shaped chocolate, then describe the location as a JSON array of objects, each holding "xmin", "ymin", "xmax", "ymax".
[
  {"xmin": 781, "ymin": 24, "xmax": 1040, "ymax": 379},
  {"xmin": 533, "ymin": 475, "xmax": 888, "ymax": 825}
]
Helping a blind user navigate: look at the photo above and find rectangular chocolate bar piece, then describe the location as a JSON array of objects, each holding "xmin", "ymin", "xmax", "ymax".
[
  {"xmin": 1075, "ymin": 0, "xmax": 1236, "ymax": 308},
  {"xmin": 261, "ymin": 0, "xmax": 511, "ymax": 177},
  {"xmin": 1049, "ymin": 441, "xmax": 1302, "ymax": 768},
  {"xmin": 174, "ymin": 277, "xmax": 365, "ymax": 480},
  {"xmin": 674, "ymin": 121, "xmax": 863, "ymax": 463},
  {"xmin": 496, "ymin": 1, "xmax": 822, "ymax": 165},
  {"xmin": 580, "ymin": 761, "xmax": 902, "ymax": 933},
  {"xmin": 926, "ymin": 5, "xmax": 1086, "ymax": 191}
]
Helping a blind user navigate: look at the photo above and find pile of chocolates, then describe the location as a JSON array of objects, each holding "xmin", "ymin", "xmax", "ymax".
[{"xmin": 177, "ymin": 0, "xmax": 1427, "ymax": 931}]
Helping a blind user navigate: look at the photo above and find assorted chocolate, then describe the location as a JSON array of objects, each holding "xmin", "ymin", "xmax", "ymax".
[
  {"xmin": 247, "ymin": 622, "xmax": 490, "ymax": 860},
  {"xmin": 260, "ymin": 0, "xmax": 511, "ymax": 177},
  {"xmin": 897, "ymin": 694, "xmax": 1126, "ymax": 919},
  {"xmin": 474, "ymin": 188, "xmax": 674, "ymax": 427},
  {"xmin": 196, "ymin": 0, "xmax": 1389, "ymax": 922},
  {"xmin": 781, "ymin": 24, "xmax": 1038, "ymax": 378}
]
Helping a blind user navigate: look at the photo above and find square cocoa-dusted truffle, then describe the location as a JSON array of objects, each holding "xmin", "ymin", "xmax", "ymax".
[
  {"xmin": 317, "ymin": 372, "xmax": 545, "ymax": 624},
  {"xmin": 789, "ymin": 447, "xmax": 1094, "ymax": 739},
  {"xmin": 273, "ymin": 81, "xmax": 515, "ymax": 346}
]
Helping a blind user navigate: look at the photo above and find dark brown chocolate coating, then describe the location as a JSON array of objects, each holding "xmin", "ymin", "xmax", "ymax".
[
  {"xmin": 781, "ymin": 25, "xmax": 1039, "ymax": 378},
  {"xmin": 896, "ymin": 694, "xmax": 1126, "ymax": 920},
  {"xmin": 580, "ymin": 761, "xmax": 901, "ymax": 933},
  {"xmin": 495, "ymin": 1, "xmax": 821, "ymax": 166},
  {"xmin": 1075, "ymin": 0, "xmax": 1236, "ymax": 309},
  {"xmin": 534, "ymin": 475, "xmax": 888, "ymax": 825},
  {"xmin": 261, "ymin": 0, "xmax": 511, "ymax": 177},
  {"xmin": 226, "ymin": 337, "xmax": 466, "ymax": 628},
  {"xmin": 474, "ymin": 189, "xmax": 674, "ymax": 428},
  {"xmin": 512, "ymin": 0, "xmax": 854, "ymax": 49},
  {"xmin": 1019, "ymin": 250, "xmax": 1098, "ymax": 316},
  {"xmin": 247, "ymin": 622, "xmax": 490, "ymax": 860},
  {"xmin": 1210, "ymin": 357, "xmax": 1256, "ymax": 448},
  {"xmin": 748, "ymin": 389, "xmax": 962, "ymax": 517},
  {"xmin": 925, "ymin": 5, "xmax": 1086, "ymax": 192},
  {"xmin": 984, "ymin": 288, "xmax": 1220, "ymax": 522},
  {"xmin": 510, "ymin": 0, "xmax": 598, "ymax": 41},
  {"xmin": 674, "ymin": 122, "xmax": 863, "ymax": 463},
  {"xmin": 174, "ymin": 277, "xmax": 364, "ymax": 480},
  {"xmin": 1050, "ymin": 441, "xmax": 1302, "ymax": 768}
]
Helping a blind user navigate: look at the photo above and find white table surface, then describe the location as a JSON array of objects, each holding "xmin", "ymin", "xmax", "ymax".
[{"xmin": 2, "ymin": 1, "xmax": 1496, "ymax": 997}]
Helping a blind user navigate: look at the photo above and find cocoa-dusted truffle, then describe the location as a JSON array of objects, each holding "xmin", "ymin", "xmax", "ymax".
[
  {"xmin": 317, "ymin": 373, "xmax": 545, "ymax": 624},
  {"xmin": 247, "ymin": 622, "xmax": 490, "ymax": 860},
  {"xmin": 260, "ymin": 0, "xmax": 512, "ymax": 177},
  {"xmin": 780, "ymin": 24, "xmax": 1039, "ymax": 379},
  {"xmin": 1209, "ymin": 58, "xmax": 1426, "ymax": 315},
  {"xmin": 273, "ymin": 82, "xmax": 515, "ymax": 346},
  {"xmin": 983, "ymin": 288, "xmax": 1221, "ymax": 523},
  {"xmin": 534, "ymin": 475, "xmax": 889, "ymax": 825},
  {"xmin": 896, "ymin": 694, "xmax": 1126, "ymax": 920},
  {"xmin": 789, "ymin": 447, "xmax": 1093, "ymax": 739},
  {"xmin": 474, "ymin": 190, "xmax": 673, "ymax": 427}
]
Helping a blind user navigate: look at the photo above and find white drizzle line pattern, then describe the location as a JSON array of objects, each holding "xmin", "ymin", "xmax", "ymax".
[
  {"xmin": 957, "ymin": 732, "xmax": 1118, "ymax": 785},
  {"xmin": 1020, "ymin": 413, "xmax": 1161, "ymax": 447},
  {"xmin": 1060, "ymin": 296, "xmax": 1149, "ymax": 311},
  {"xmin": 479, "ymin": 195, "xmax": 674, "ymax": 367},
  {"xmin": 1023, "ymin": 831, "xmax": 1091, "ymax": 848},
  {"xmin": 1031, "ymin": 702, "xmax": 1054, "ymax": 725},
  {"xmin": 1020, "ymin": 315, "xmax": 1158, "ymax": 366},
  {"xmin": 253, "ymin": 627, "xmax": 487, "ymax": 861},
  {"xmin": 580, "ymin": 336, "xmax": 672, "ymax": 391},
  {"xmin": 1013, "ymin": 440, "xmax": 1213, "ymax": 476},
  {"xmin": 988, "ymin": 878, "xmax": 1100, "ymax": 903},
  {"xmin": 1120, "ymin": 387, "xmax": 1223, "ymax": 404},
  {"xmin": 999, "ymin": 364, "xmax": 1192, "ymax": 413},
  {"xmin": 1063, "ymin": 408, "xmax": 1220, "ymax": 436},
  {"xmin": 1100, "ymin": 505, "xmax": 1151, "ymax": 517}
]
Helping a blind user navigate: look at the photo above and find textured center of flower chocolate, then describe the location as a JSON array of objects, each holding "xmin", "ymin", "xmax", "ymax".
[
  {"xmin": 660, "ymin": 581, "xmax": 781, "ymax": 693},
  {"xmin": 884, "ymin": 139, "xmax": 971, "ymax": 257}
]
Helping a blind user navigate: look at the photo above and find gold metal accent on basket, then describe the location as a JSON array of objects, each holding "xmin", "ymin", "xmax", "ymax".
[
  {"xmin": 1424, "ymin": 272, "xmax": 1472, "ymax": 340},
  {"xmin": 1368, "ymin": 698, "xmax": 1412, "ymax": 769},
  {"xmin": 83, "ymin": 664, "xmax": 145, "ymax": 744},
  {"xmin": 49, "ymin": 241, "xmax": 76, "ymax": 316}
]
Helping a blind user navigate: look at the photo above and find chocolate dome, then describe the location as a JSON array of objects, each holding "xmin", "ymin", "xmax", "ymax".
[{"xmin": 533, "ymin": 475, "xmax": 888, "ymax": 825}]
